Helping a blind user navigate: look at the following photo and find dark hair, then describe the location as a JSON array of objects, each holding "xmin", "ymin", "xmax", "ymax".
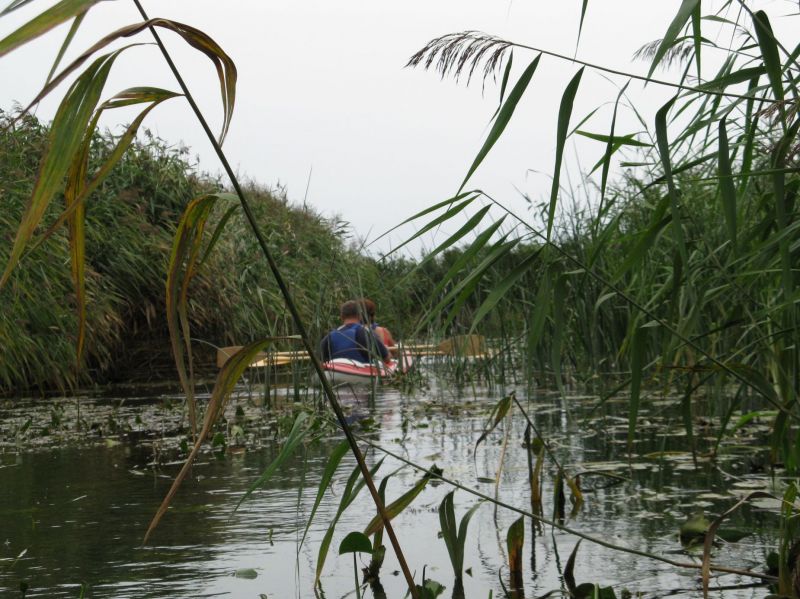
[
  {"xmin": 358, "ymin": 298, "xmax": 376, "ymax": 323},
  {"xmin": 340, "ymin": 300, "xmax": 360, "ymax": 320}
]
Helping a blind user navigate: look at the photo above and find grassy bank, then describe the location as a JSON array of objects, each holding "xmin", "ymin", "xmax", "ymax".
[{"xmin": 0, "ymin": 109, "xmax": 410, "ymax": 395}]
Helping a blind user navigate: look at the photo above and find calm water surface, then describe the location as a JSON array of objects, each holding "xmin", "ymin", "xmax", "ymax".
[{"xmin": 0, "ymin": 375, "xmax": 782, "ymax": 598}]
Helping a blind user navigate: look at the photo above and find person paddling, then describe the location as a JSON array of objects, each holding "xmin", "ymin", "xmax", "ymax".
[
  {"xmin": 358, "ymin": 298, "xmax": 396, "ymax": 356},
  {"xmin": 320, "ymin": 300, "xmax": 390, "ymax": 364}
]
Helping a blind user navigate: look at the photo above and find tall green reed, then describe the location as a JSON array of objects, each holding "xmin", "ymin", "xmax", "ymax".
[{"xmin": 401, "ymin": 2, "xmax": 800, "ymax": 467}]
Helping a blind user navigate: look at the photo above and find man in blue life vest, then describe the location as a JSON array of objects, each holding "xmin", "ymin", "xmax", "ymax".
[{"xmin": 320, "ymin": 300, "xmax": 390, "ymax": 363}]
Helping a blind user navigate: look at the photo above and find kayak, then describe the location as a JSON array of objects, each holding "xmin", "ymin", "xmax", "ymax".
[{"xmin": 321, "ymin": 355, "xmax": 413, "ymax": 386}]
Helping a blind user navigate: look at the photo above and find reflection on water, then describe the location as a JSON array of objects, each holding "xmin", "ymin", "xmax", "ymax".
[{"xmin": 0, "ymin": 377, "xmax": 781, "ymax": 598}]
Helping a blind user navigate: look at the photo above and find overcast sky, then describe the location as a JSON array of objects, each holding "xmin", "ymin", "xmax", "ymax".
[{"xmin": 1, "ymin": 1, "xmax": 794, "ymax": 256}]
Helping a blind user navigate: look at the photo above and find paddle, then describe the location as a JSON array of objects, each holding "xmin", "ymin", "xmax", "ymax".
[{"xmin": 215, "ymin": 334, "xmax": 489, "ymax": 369}]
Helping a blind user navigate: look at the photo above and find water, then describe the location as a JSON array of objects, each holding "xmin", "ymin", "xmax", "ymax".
[{"xmin": 0, "ymin": 375, "xmax": 784, "ymax": 598}]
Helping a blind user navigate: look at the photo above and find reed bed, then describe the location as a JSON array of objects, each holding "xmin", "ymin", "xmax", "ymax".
[{"xmin": 0, "ymin": 110, "xmax": 411, "ymax": 395}]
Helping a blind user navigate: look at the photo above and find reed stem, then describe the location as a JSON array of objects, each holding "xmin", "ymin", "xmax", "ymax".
[{"xmin": 131, "ymin": 2, "xmax": 418, "ymax": 595}]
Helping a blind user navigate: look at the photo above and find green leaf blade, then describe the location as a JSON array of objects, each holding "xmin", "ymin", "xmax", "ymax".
[
  {"xmin": 752, "ymin": 10, "xmax": 784, "ymax": 105},
  {"xmin": 460, "ymin": 54, "xmax": 541, "ymax": 193},
  {"xmin": 647, "ymin": 0, "xmax": 700, "ymax": 79},
  {"xmin": 548, "ymin": 67, "xmax": 584, "ymax": 240}
]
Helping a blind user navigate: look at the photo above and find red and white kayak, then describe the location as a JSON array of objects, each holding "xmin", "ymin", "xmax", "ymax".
[{"xmin": 321, "ymin": 355, "xmax": 413, "ymax": 386}]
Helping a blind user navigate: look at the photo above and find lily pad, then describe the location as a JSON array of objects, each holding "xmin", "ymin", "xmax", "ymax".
[
  {"xmin": 679, "ymin": 513, "xmax": 710, "ymax": 545},
  {"xmin": 338, "ymin": 531, "xmax": 372, "ymax": 555}
]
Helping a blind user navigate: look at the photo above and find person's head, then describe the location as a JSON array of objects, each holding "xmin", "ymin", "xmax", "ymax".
[
  {"xmin": 358, "ymin": 298, "xmax": 377, "ymax": 323},
  {"xmin": 340, "ymin": 300, "xmax": 360, "ymax": 322}
]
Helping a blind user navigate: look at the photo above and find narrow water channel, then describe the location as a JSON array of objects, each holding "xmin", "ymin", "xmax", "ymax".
[{"xmin": 0, "ymin": 375, "xmax": 782, "ymax": 598}]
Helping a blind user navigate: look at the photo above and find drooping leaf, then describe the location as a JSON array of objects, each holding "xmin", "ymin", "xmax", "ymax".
[
  {"xmin": 548, "ymin": 67, "xmax": 584, "ymax": 240},
  {"xmin": 459, "ymin": 54, "xmax": 541, "ymax": 193},
  {"xmin": 199, "ymin": 205, "xmax": 238, "ymax": 266},
  {"xmin": 60, "ymin": 86, "xmax": 180, "ymax": 371},
  {"xmin": 566, "ymin": 476, "xmax": 584, "ymax": 512},
  {"xmin": 0, "ymin": 50, "xmax": 125, "ymax": 289},
  {"xmin": 165, "ymin": 194, "xmax": 229, "ymax": 434},
  {"xmin": 528, "ymin": 427, "xmax": 545, "ymax": 512},
  {"xmin": 63, "ymin": 117, "xmax": 89, "ymax": 371},
  {"xmin": 143, "ymin": 338, "xmax": 287, "ymax": 543},
  {"xmin": 474, "ymin": 395, "xmax": 513, "ymax": 458},
  {"xmin": 338, "ymin": 532, "xmax": 372, "ymax": 555},
  {"xmin": 17, "ymin": 18, "xmax": 236, "ymax": 144},
  {"xmin": 36, "ymin": 87, "xmax": 182, "ymax": 243},
  {"xmin": 0, "ymin": 0, "xmax": 100, "ymax": 57},
  {"xmin": 647, "ymin": 0, "xmax": 701, "ymax": 79}
]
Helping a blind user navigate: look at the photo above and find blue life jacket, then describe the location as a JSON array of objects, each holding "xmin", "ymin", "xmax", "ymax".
[{"xmin": 320, "ymin": 323, "xmax": 387, "ymax": 362}]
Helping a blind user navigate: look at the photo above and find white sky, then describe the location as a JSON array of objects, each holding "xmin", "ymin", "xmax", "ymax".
[{"xmin": 1, "ymin": 1, "xmax": 795, "ymax": 256}]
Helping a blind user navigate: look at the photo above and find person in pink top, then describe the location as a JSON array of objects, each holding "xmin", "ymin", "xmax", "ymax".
[{"xmin": 358, "ymin": 298, "xmax": 396, "ymax": 356}]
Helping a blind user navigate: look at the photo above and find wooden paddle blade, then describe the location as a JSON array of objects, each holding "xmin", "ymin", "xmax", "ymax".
[{"xmin": 439, "ymin": 334, "xmax": 487, "ymax": 357}]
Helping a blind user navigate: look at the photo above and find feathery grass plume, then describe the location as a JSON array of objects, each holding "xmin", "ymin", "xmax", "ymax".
[
  {"xmin": 633, "ymin": 38, "xmax": 697, "ymax": 70},
  {"xmin": 406, "ymin": 31, "xmax": 512, "ymax": 86}
]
